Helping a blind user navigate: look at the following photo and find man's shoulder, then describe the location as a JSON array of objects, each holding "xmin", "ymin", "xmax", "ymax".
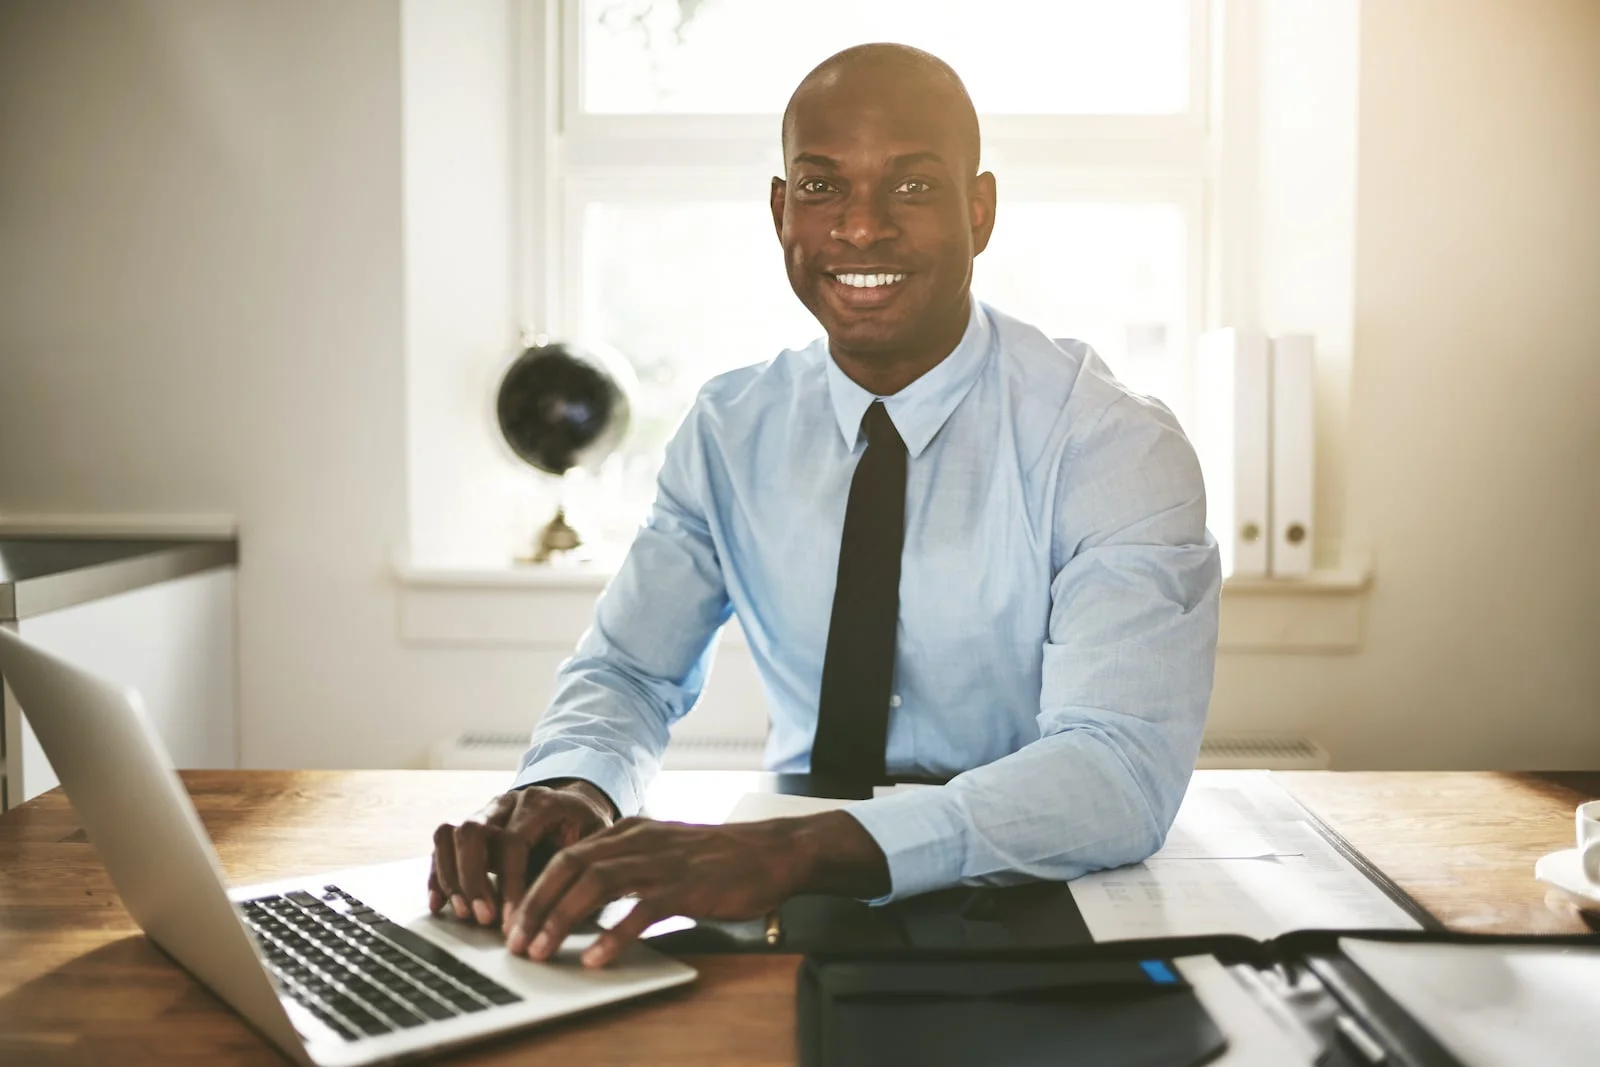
[
  {"xmin": 689, "ymin": 338, "xmax": 827, "ymax": 420},
  {"xmin": 983, "ymin": 302, "xmax": 1164, "ymax": 436}
]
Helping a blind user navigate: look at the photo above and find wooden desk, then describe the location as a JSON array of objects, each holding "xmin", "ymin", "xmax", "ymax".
[{"xmin": 1, "ymin": 770, "xmax": 1596, "ymax": 1065}]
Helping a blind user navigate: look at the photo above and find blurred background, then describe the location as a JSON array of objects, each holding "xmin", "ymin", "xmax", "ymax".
[{"xmin": 0, "ymin": 0, "xmax": 1595, "ymax": 799}]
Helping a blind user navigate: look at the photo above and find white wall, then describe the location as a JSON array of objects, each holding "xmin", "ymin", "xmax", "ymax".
[
  {"xmin": 402, "ymin": 0, "xmax": 553, "ymax": 566},
  {"xmin": 0, "ymin": 0, "xmax": 534, "ymax": 771},
  {"xmin": 1253, "ymin": 0, "xmax": 1360, "ymax": 569},
  {"xmin": 1, "ymin": 0, "xmax": 1596, "ymax": 775},
  {"xmin": 1209, "ymin": 0, "xmax": 1600, "ymax": 768}
]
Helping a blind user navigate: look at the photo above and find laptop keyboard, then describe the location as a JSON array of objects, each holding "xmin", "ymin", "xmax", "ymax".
[{"xmin": 240, "ymin": 885, "xmax": 522, "ymax": 1042}]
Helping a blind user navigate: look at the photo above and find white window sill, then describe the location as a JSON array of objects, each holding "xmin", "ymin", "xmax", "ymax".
[{"xmin": 394, "ymin": 555, "xmax": 1373, "ymax": 653}]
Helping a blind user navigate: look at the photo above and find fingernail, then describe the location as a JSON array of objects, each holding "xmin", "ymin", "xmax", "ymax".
[
  {"xmin": 530, "ymin": 931, "xmax": 551, "ymax": 959},
  {"xmin": 506, "ymin": 925, "xmax": 527, "ymax": 954},
  {"xmin": 473, "ymin": 899, "xmax": 494, "ymax": 925},
  {"xmin": 582, "ymin": 945, "xmax": 604, "ymax": 968},
  {"xmin": 428, "ymin": 890, "xmax": 443, "ymax": 913},
  {"xmin": 451, "ymin": 894, "xmax": 468, "ymax": 919}
]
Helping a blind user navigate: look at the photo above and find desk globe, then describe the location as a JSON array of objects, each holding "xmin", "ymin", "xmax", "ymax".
[{"xmin": 495, "ymin": 338, "xmax": 634, "ymax": 563}]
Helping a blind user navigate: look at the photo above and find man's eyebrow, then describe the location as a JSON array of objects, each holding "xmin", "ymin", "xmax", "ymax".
[
  {"xmin": 890, "ymin": 150, "xmax": 949, "ymax": 170},
  {"xmin": 788, "ymin": 149, "xmax": 953, "ymax": 171},
  {"xmin": 790, "ymin": 153, "xmax": 840, "ymax": 169}
]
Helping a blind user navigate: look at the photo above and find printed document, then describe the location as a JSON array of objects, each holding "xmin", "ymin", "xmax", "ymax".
[{"xmin": 1071, "ymin": 772, "xmax": 1421, "ymax": 940}]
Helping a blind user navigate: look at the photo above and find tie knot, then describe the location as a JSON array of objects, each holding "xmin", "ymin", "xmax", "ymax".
[{"xmin": 862, "ymin": 401, "xmax": 904, "ymax": 450}]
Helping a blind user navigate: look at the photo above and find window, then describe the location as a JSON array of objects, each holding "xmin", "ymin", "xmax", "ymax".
[{"xmin": 529, "ymin": 0, "xmax": 1216, "ymax": 546}]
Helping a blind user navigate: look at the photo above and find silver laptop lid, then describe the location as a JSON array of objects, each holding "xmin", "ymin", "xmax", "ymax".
[{"xmin": 0, "ymin": 628, "xmax": 309, "ymax": 1064}]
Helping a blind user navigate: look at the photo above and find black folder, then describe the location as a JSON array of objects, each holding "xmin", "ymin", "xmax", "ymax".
[{"xmin": 796, "ymin": 929, "xmax": 1600, "ymax": 1067}]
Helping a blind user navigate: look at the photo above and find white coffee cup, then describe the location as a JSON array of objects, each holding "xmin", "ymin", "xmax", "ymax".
[{"xmin": 1578, "ymin": 800, "xmax": 1600, "ymax": 884}]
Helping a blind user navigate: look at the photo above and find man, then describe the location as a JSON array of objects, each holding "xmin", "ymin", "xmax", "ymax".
[{"xmin": 429, "ymin": 43, "xmax": 1220, "ymax": 969}]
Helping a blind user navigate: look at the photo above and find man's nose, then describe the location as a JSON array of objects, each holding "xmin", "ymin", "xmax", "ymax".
[{"xmin": 829, "ymin": 191, "xmax": 899, "ymax": 249}]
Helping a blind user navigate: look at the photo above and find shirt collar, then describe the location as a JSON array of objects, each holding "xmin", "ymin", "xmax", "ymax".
[{"xmin": 823, "ymin": 299, "xmax": 993, "ymax": 459}]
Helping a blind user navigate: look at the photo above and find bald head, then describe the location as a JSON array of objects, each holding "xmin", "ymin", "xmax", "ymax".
[{"xmin": 782, "ymin": 43, "xmax": 981, "ymax": 177}]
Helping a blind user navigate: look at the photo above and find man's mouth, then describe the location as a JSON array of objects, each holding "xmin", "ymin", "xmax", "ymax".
[
  {"xmin": 829, "ymin": 271, "xmax": 907, "ymax": 289},
  {"xmin": 823, "ymin": 270, "xmax": 910, "ymax": 309}
]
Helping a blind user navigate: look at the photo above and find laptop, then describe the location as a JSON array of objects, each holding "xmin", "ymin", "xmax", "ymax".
[{"xmin": 0, "ymin": 627, "xmax": 697, "ymax": 1066}]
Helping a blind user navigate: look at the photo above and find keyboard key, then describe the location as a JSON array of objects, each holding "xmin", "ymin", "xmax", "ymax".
[
  {"xmin": 346, "ymin": 978, "xmax": 384, "ymax": 1002},
  {"xmin": 367, "ymin": 922, "xmax": 459, "ymax": 970},
  {"xmin": 370, "ymin": 967, "xmax": 423, "ymax": 991},
  {"xmin": 408, "ymin": 995, "xmax": 458, "ymax": 1021},
  {"xmin": 310, "ymin": 1006, "xmax": 358, "ymax": 1041}
]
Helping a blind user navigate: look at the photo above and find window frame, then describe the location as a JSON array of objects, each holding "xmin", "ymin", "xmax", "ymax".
[
  {"xmin": 522, "ymin": 0, "xmax": 1231, "ymax": 430},
  {"xmin": 558, "ymin": 0, "xmax": 1214, "ymax": 144}
]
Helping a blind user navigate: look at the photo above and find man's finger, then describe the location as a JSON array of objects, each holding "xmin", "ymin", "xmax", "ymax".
[
  {"xmin": 505, "ymin": 845, "xmax": 594, "ymax": 957},
  {"xmin": 453, "ymin": 821, "xmax": 498, "ymax": 925},
  {"xmin": 522, "ymin": 861, "xmax": 631, "ymax": 962},
  {"xmin": 497, "ymin": 800, "xmax": 567, "ymax": 931},
  {"xmin": 426, "ymin": 857, "xmax": 445, "ymax": 914},
  {"xmin": 496, "ymin": 832, "xmax": 531, "ymax": 934},
  {"xmin": 581, "ymin": 898, "xmax": 668, "ymax": 969},
  {"xmin": 476, "ymin": 792, "xmax": 518, "ymax": 829},
  {"xmin": 431, "ymin": 823, "xmax": 463, "ymax": 916}
]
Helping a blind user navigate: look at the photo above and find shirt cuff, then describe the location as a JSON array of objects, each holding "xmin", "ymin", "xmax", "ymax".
[
  {"xmin": 510, "ymin": 748, "xmax": 642, "ymax": 817},
  {"xmin": 843, "ymin": 787, "xmax": 968, "ymax": 904}
]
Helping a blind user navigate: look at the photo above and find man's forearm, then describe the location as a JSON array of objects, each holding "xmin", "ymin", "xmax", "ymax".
[{"xmin": 789, "ymin": 810, "xmax": 891, "ymax": 900}]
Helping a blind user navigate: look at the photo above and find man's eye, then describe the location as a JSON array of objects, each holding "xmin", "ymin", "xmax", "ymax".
[
  {"xmin": 798, "ymin": 178, "xmax": 833, "ymax": 194},
  {"xmin": 896, "ymin": 179, "xmax": 933, "ymax": 195}
]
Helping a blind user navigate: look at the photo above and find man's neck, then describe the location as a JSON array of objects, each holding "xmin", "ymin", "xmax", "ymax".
[{"xmin": 829, "ymin": 298, "xmax": 971, "ymax": 397}]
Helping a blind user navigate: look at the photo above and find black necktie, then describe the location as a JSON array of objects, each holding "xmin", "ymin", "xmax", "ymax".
[{"xmin": 811, "ymin": 401, "xmax": 907, "ymax": 783}]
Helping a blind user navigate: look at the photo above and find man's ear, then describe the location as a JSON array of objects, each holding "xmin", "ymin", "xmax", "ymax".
[
  {"xmin": 769, "ymin": 176, "xmax": 787, "ymax": 240},
  {"xmin": 969, "ymin": 171, "xmax": 998, "ymax": 257}
]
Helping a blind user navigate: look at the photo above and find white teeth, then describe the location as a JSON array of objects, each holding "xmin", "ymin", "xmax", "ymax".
[{"xmin": 834, "ymin": 272, "xmax": 906, "ymax": 288}]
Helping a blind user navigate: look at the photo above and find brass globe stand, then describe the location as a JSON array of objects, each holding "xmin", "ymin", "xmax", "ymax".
[{"xmin": 520, "ymin": 505, "xmax": 582, "ymax": 565}]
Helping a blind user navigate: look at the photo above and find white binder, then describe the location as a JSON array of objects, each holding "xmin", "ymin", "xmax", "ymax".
[
  {"xmin": 1270, "ymin": 333, "xmax": 1316, "ymax": 576},
  {"xmin": 1193, "ymin": 328, "xmax": 1271, "ymax": 577}
]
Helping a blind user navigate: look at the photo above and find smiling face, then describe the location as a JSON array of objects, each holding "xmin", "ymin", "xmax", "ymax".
[{"xmin": 771, "ymin": 64, "xmax": 996, "ymax": 394}]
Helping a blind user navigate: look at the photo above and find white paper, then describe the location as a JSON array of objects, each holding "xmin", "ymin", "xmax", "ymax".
[
  {"xmin": 872, "ymin": 783, "xmax": 937, "ymax": 798},
  {"xmin": 1341, "ymin": 939, "xmax": 1600, "ymax": 1067},
  {"xmin": 723, "ymin": 792, "xmax": 855, "ymax": 823},
  {"xmin": 1072, "ymin": 772, "xmax": 1421, "ymax": 941},
  {"xmin": 722, "ymin": 786, "xmax": 937, "ymax": 822}
]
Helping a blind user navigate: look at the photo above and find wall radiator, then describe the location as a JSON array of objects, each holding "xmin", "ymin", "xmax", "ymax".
[{"xmin": 430, "ymin": 732, "xmax": 1330, "ymax": 772}]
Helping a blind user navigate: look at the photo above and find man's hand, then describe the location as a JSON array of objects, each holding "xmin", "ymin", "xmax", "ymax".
[
  {"xmin": 428, "ymin": 780, "xmax": 617, "ymax": 930},
  {"xmin": 503, "ymin": 810, "xmax": 890, "ymax": 968}
]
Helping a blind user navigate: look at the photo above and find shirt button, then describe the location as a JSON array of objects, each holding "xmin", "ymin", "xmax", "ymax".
[{"xmin": 889, "ymin": 695, "xmax": 902, "ymax": 708}]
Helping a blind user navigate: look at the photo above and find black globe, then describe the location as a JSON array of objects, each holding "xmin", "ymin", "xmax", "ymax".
[{"xmin": 495, "ymin": 341, "xmax": 632, "ymax": 476}]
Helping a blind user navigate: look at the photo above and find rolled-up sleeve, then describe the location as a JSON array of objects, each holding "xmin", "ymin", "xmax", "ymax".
[
  {"xmin": 847, "ymin": 394, "xmax": 1222, "ymax": 901},
  {"xmin": 512, "ymin": 404, "xmax": 732, "ymax": 816}
]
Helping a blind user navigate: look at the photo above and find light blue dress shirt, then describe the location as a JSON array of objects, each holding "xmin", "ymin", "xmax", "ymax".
[{"xmin": 514, "ymin": 299, "xmax": 1221, "ymax": 902}]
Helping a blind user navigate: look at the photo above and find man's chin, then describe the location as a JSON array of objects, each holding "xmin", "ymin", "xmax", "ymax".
[
  {"xmin": 823, "ymin": 323, "xmax": 916, "ymax": 361},
  {"xmin": 815, "ymin": 306, "xmax": 920, "ymax": 355}
]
